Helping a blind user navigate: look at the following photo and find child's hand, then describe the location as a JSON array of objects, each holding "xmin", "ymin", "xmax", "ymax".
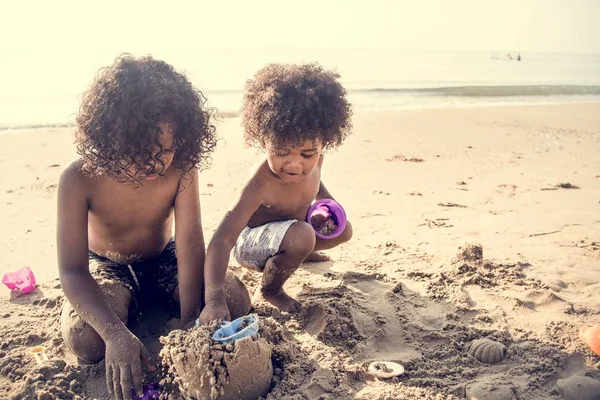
[
  {"xmin": 104, "ymin": 329, "xmax": 156, "ymax": 399},
  {"xmin": 198, "ymin": 300, "xmax": 231, "ymax": 325}
]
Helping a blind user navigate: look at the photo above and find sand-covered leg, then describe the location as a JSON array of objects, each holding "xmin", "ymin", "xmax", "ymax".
[
  {"xmin": 313, "ymin": 220, "xmax": 353, "ymax": 252},
  {"xmin": 60, "ymin": 281, "xmax": 132, "ymax": 364},
  {"xmin": 259, "ymin": 221, "xmax": 315, "ymax": 312}
]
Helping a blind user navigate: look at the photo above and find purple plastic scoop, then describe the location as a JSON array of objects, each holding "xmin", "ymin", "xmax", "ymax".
[
  {"xmin": 307, "ymin": 199, "xmax": 347, "ymax": 239},
  {"xmin": 131, "ymin": 382, "xmax": 160, "ymax": 400}
]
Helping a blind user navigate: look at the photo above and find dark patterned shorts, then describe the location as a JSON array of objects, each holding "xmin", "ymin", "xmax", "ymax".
[{"xmin": 89, "ymin": 239, "xmax": 178, "ymax": 308}]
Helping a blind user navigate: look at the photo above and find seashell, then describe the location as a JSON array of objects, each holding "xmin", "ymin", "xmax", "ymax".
[
  {"xmin": 556, "ymin": 376, "xmax": 600, "ymax": 400},
  {"xmin": 367, "ymin": 361, "xmax": 405, "ymax": 378},
  {"xmin": 466, "ymin": 382, "xmax": 515, "ymax": 400},
  {"xmin": 468, "ymin": 338, "xmax": 507, "ymax": 364}
]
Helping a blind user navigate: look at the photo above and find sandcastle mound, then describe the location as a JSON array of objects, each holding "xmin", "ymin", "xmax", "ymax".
[{"xmin": 160, "ymin": 323, "xmax": 273, "ymax": 400}]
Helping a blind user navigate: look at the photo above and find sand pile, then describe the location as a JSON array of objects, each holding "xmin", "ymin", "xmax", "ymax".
[
  {"xmin": 159, "ymin": 322, "xmax": 273, "ymax": 400},
  {"xmin": 3, "ymin": 243, "xmax": 600, "ymax": 400},
  {"xmin": 0, "ymin": 288, "xmax": 91, "ymax": 400}
]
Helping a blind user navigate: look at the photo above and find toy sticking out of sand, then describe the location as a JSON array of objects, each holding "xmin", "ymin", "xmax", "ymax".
[
  {"xmin": 160, "ymin": 321, "xmax": 273, "ymax": 400},
  {"xmin": 29, "ymin": 345, "xmax": 49, "ymax": 364}
]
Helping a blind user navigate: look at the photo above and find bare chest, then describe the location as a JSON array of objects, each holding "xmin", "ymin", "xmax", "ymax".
[
  {"xmin": 252, "ymin": 172, "xmax": 320, "ymax": 225},
  {"xmin": 88, "ymin": 176, "xmax": 178, "ymax": 229}
]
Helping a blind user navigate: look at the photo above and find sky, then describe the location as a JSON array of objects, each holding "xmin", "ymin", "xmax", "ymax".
[
  {"xmin": 1, "ymin": 0, "xmax": 599, "ymax": 56},
  {"xmin": 0, "ymin": 0, "xmax": 598, "ymax": 98}
]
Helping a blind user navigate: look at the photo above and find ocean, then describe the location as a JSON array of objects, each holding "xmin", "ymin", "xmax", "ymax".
[{"xmin": 1, "ymin": 49, "xmax": 599, "ymax": 129}]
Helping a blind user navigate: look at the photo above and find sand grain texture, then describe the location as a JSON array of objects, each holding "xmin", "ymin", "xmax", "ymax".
[{"xmin": 1, "ymin": 104, "xmax": 600, "ymax": 399}]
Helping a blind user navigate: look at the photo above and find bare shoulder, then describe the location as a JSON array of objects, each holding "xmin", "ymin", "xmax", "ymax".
[
  {"xmin": 176, "ymin": 166, "xmax": 199, "ymax": 190},
  {"xmin": 246, "ymin": 159, "xmax": 271, "ymax": 192},
  {"xmin": 58, "ymin": 158, "xmax": 91, "ymax": 191}
]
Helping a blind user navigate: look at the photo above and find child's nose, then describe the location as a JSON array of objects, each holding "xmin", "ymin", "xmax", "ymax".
[{"xmin": 285, "ymin": 156, "xmax": 303, "ymax": 171}]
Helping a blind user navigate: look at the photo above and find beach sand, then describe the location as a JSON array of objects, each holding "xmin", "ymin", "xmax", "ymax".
[{"xmin": 1, "ymin": 103, "xmax": 599, "ymax": 399}]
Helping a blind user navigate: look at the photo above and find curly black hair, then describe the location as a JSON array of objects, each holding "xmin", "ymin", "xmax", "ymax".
[
  {"xmin": 75, "ymin": 54, "xmax": 216, "ymax": 181},
  {"xmin": 241, "ymin": 63, "xmax": 352, "ymax": 150}
]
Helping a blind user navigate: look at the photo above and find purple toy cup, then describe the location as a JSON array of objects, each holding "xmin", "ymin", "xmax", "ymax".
[
  {"xmin": 131, "ymin": 382, "xmax": 160, "ymax": 400},
  {"xmin": 307, "ymin": 199, "xmax": 347, "ymax": 239}
]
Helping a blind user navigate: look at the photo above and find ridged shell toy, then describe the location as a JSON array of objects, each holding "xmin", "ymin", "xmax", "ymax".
[{"xmin": 468, "ymin": 338, "xmax": 507, "ymax": 364}]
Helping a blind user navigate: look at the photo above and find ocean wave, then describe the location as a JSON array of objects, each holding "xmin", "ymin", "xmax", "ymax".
[
  {"xmin": 0, "ymin": 122, "xmax": 75, "ymax": 131},
  {"xmin": 353, "ymin": 85, "xmax": 600, "ymax": 97},
  {"xmin": 0, "ymin": 112, "xmax": 241, "ymax": 131}
]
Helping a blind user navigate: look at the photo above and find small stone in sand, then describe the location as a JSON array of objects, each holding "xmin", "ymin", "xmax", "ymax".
[
  {"xmin": 555, "ymin": 183, "xmax": 580, "ymax": 189},
  {"xmin": 556, "ymin": 376, "xmax": 600, "ymax": 400},
  {"xmin": 466, "ymin": 382, "xmax": 515, "ymax": 400},
  {"xmin": 458, "ymin": 243, "xmax": 483, "ymax": 262}
]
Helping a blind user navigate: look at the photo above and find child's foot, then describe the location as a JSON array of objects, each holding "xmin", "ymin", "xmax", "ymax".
[
  {"xmin": 305, "ymin": 252, "xmax": 331, "ymax": 262},
  {"xmin": 256, "ymin": 288, "xmax": 301, "ymax": 313}
]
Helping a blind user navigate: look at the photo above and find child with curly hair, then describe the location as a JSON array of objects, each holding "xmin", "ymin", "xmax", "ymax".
[
  {"xmin": 57, "ymin": 54, "xmax": 250, "ymax": 399},
  {"xmin": 199, "ymin": 63, "xmax": 353, "ymax": 321}
]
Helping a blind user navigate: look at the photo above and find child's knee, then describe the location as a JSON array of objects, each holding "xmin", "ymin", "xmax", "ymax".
[
  {"xmin": 224, "ymin": 270, "xmax": 251, "ymax": 319},
  {"xmin": 281, "ymin": 221, "xmax": 316, "ymax": 257},
  {"xmin": 338, "ymin": 220, "xmax": 353, "ymax": 244},
  {"xmin": 59, "ymin": 282, "xmax": 131, "ymax": 364},
  {"xmin": 60, "ymin": 301, "xmax": 105, "ymax": 364}
]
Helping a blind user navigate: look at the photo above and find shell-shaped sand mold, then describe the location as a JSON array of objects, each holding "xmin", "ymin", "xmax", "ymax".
[
  {"xmin": 367, "ymin": 361, "xmax": 405, "ymax": 379},
  {"xmin": 468, "ymin": 338, "xmax": 507, "ymax": 364},
  {"xmin": 556, "ymin": 376, "xmax": 600, "ymax": 400},
  {"xmin": 466, "ymin": 382, "xmax": 516, "ymax": 400}
]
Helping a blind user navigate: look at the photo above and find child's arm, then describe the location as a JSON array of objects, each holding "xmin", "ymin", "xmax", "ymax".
[
  {"xmin": 315, "ymin": 156, "xmax": 336, "ymax": 201},
  {"xmin": 198, "ymin": 176, "xmax": 264, "ymax": 324},
  {"xmin": 173, "ymin": 168, "xmax": 205, "ymax": 325},
  {"xmin": 57, "ymin": 163, "xmax": 153, "ymax": 397},
  {"xmin": 316, "ymin": 181, "xmax": 336, "ymax": 201}
]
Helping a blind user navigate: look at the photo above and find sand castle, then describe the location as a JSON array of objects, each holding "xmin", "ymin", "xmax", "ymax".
[{"xmin": 160, "ymin": 318, "xmax": 273, "ymax": 400}]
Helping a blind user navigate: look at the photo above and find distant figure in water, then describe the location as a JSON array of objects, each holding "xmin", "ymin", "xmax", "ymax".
[{"xmin": 517, "ymin": 53, "xmax": 521, "ymax": 61}]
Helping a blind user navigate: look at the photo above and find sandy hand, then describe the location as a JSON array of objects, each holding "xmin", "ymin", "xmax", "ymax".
[
  {"xmin": 105, "ymin": 329, "xmax": 156, "ymax": 400},
  {"xmin": 198, "ymin": 301, "xmax": 231, "ymax": 325},
  {"xmin": 310, "ymin": 206, "xmax": 338, "ymax": 235},
  {"xmin": 309, "ymin": 206, "xmax": 331, "ymax": 230},
  {"xmin": 317, "ymin": 218, "xmax": 337, "ymax": 235}
]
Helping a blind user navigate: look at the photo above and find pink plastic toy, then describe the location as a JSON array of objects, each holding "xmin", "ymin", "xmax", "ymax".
[
  {"xmin": 2, "ymin": 266, "xmax": 36, "ymax": 294},
  {"xmin": 307, "ymin": 199, "xmax": 347, "ymax": 239}
]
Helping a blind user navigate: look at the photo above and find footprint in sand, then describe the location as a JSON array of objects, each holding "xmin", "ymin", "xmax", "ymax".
[
  {"xmin": 484, "ymin": 184, "xmax": 517, "ymax": 205},
  {"xmin": 301, "ymin": 304, "xmax": 327, "ymax": 336}
]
